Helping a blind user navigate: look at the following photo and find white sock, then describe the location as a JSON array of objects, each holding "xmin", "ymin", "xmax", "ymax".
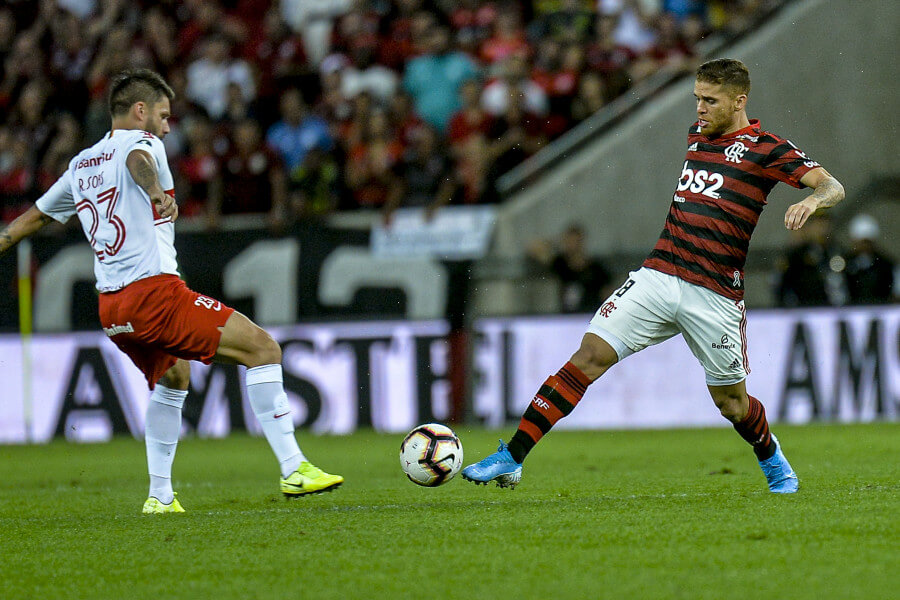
[
  {"xmin": 246, "ymin": 364, "xmax": 306, "ymax": 478},
  {"xmin": 145, "ymin": 384, "xmax": 187, "ymax": 505}
]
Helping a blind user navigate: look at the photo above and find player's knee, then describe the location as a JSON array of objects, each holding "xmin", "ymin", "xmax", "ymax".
[
  {"xmin": 247, "ymin": 328, "xmax": 282, "ymax": 367},
  {"xmin": 570, "ymin": 336, "xmax": 617, "ymax": 380},
  {"xmin": 713, "ymin": 392, "xmax": 745, "ymax": 423},
  {"xmin": 159, "ymin": 360, "xmax": 190, "ymax": 390}
]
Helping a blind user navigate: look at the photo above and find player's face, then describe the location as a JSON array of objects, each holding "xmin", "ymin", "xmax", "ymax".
[
  {"xmin": 693, "ymin": 80, "xmax": 744, "ymax": 137},
  {"xmin": 143, "ymin": 97, "xmax": 171, "ymax": 139}
]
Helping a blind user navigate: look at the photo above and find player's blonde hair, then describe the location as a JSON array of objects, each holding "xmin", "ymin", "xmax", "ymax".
[
  {"xmin": 696, "ymin": 59, "xmax": 751, "ymax": 95},
  {"xmin": 108, "ymin": 69, "xmax": 175, "ymax": 117}
]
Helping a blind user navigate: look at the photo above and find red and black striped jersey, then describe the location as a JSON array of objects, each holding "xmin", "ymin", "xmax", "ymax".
[{"xmin": 643, "ymin": 119, "xmax": 820, "ymax": 300}]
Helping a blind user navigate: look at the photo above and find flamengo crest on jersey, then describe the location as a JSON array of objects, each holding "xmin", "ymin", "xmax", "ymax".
[
  {"xmin": 643, "ymin": 119, "xmax": 820, "ymax": 301},
  {"xmin": 35, "ymin": 130, "xmax": 179, "ymax": 292}
]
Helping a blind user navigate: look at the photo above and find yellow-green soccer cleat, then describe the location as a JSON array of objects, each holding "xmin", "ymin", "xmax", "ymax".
[
  {"xmin": 142, "ymin": 493, "xmax": 185, "ymax": 514},
  {"xmin": 280, "ymin": 462, "xmax": 344, "ymax": 497}
]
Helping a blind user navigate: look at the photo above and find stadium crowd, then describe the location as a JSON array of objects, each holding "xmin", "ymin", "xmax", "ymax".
[{"xmin": 0, "ymin": 0, "xmax": 778, "ymax": 228}]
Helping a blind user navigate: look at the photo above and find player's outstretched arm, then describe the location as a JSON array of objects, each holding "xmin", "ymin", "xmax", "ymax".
[
  {"xmin": 127, "ymin": 149, "xmax": 178, "ymax": 220},
  {"xmin": 0, "ymin": 206, "xmax": 56, "ymax": 257},
  {"xmin": 784, "ymin": 167, "xmax": 845, "ymax": 230}
]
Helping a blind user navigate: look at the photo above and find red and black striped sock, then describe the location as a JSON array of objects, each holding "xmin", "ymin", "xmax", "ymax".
[
  {"xmin": 733, "ymin": 395, "xmax": 775, "ymax": 460},
  {"xmin": 506, "ymin": 362, "xmax": 591, "ymax": 464}
]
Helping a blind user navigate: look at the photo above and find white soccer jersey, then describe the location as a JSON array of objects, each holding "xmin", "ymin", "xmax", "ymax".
[{"xmin": 36, "ymin": 129, "xmax": 179, "ymax": 292}]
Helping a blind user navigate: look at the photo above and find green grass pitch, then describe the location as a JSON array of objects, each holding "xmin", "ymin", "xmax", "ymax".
[{"xmin": 2, "ymin": 423, "xmax": 897, "ymax": 599}]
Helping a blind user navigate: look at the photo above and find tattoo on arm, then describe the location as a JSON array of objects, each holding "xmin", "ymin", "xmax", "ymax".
[
  {"xmin": 127, "ymin": 151, "xmax": 160, "ymax": 193},
  {"xmin": 810, "ymin": 176, "xmax": 845, "ymax": 209},
  {"xmin": 0, "ymin": 211, "xmax": 54, "ymax": 257}
]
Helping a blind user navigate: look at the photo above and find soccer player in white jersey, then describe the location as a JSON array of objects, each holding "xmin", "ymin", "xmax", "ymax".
[{"xmin": 0, "ymin": 69, "xmax": 343, "ymax": 513}]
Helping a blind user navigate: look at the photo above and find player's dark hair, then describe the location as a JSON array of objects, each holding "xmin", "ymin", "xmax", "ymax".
[
  {"xmin": 696, "ymin": 59, "xmax": 751, "ymax": 95},
  {"xmin": 108, "ymin": 69, "xmax": 175, "ymax": 117}
]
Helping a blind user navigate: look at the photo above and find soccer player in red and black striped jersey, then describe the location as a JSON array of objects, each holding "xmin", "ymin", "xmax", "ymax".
[{"xmin": 462, "ymin": 58, "xmax": 845, "ymax": 493}]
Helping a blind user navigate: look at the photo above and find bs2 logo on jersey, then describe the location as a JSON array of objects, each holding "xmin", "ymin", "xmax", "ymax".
[{"xmin": 676, "ymin": 161, "xmax": 724, "ymax": 199}]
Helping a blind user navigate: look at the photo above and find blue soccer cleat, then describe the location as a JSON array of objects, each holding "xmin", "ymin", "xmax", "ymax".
[
  {"xmin": 461, "ymin": 440, "xmax": 523, "ymax": 489},
  {"xmin": 758, "ymin": 434, "xmax": 799, "ymax": 493}
]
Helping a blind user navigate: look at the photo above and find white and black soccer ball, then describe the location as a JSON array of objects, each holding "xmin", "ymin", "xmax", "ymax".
[{"xmin": 400, "ymin": 423, "xmax": 464, "ymax": 487}]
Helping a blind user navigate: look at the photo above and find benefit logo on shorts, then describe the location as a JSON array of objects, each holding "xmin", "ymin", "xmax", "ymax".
[{"xmin": 711, "ymin": 334, "xmax": 736, "ymax": 350}]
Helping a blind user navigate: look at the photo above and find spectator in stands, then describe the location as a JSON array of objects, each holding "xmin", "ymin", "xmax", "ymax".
[
  {"xmin": 0, "ymin": 8, "xmax": 16, "ymax": 64},
  {"xmin": 775, "ymin": 214, "xmax": 846, "ymax": 307},
  {"xmin": 220, "ymin": 80, "xmax": 258, "ymax": 126},
  {"xmin": 1, "ymin": 31, "xmax": 46, "ymax": 113},
  {"xmin": 175, "ymin": 116, "xmax": 222, "ymax": 218},
  {"xmin": 37, "ymin": 113, "xmax": 80, "ymax": 192},
  {"xmin": 632, "ymin": 12, "xmax": 696, "ymax": 81},
  {"xmin": 139, "ymin": 7, "xmax": 178, "ymax": 70},
  {"xmin": 338, "ymin": 90, "xmax": 375, "ymax": 152},
  {"xmin": 663, "ymin": 0, "xmax": 707, "ymax": 21},
  {"xmin": 242, "ymin": 8, "xmax": 310, "ymax": 110},
  {"xmin": 535, "ymin": 42, "xmax": 584, "ymax": 137},
  {"xmin": 600, "ymin": 0, "xmax": 658, "ymax": 54},
  {"xmin": 403, "ymin": 23, "xmax": 480, "ymax": 132},
  {"xmin": 584, "ymin": 13, "xmax": 635, "ymax": 99},
  {"xmin": 448, "ymin": 0, "xmax": 497, "ymax": 55},
  {"xmin": 450, "ymin": 133, "xmax": 501, "ymax": 206},
  {"xmin": 9, "ymin": 79, "xmax": 53, "ymax": 162},
  {"xmin": 185, "ymin": 34, "xmax": 256, "ymax": 121},
  {"xmin": 531, "ymin": 0, "xmax": 595, "ymax": 43},
  {"xmin": 570, "ymin": 70, "xmax": 607, "ymax": 123},
  {"xmin": 279, "ymin": 0, "xmax": 353, "ymax": 65},
  {"xmin": 482, "ymin": 52, "xmax": 548, "ymax": 117},
  {"xmin": 0, "ymin": 130, "xmax": 33, "ymax": 220},
  {"xmin": 178, "ymin": 0, "xmax": 227, "ymax": 59},
  {"xmin": 844, "ymin": 214, "xmax": 896, "ymax": 305},
  {"xmin": 486, "ymin": 85, "xmax": 547, "ymax": 177},
  {"xmin": 316, "ymin": 53, "xmax": 354, "ymax": 129},
  {"xmin": 344, "ymin": 107, "xmax": 404, "ymax": 213},
  {"xmin": 528, "ymin": 223, "xmax": 613, "ymax": 313},
  {"xmin": 208, "ymin": 119, "xmax": 286, "ymax": 229},
  {"xmin": 680, "ymin": 13, "xmax": 709, "ymax": 48},
  {"xmin": 388, "ymin": 124, "xmax": 456, "ymax": 221},
  {"xmin": 388, "ymin": 89, "xmax": 426, "ymax": 149},
  {"xmin": 47, "ymin": 9, "xmax": 93, "ymax": 118},
  {"xmin": 340, "ymin": 45, "xmax": 400, "ymax": 105},
  {"xmin": 532, "ymin": 37, "xmax": 562, "ymax": 82},
  {"xmin": 289, "ymin": 147, "xmax": 342, "ymax": 219},
  {"xmin": 330, "ymin": 1, "xmax": 382, "ymax": 58},
  {"xmin": 448, "ymin": 79, "xmax": 494, "ymax": 151},
  {"xmin": 267, "ymin": 88, "xmax": 333, "ymax": 180},
  {"xmin": 378, "ymin": 0, "xmax": 428, "ymax": 70},
  {"xmin": 479, "ymin": 4, "xmax": 531, "ymax": 65},
  {"xmin": 85, "ymin": 25, "xmax": 132, "ymax": 108}
]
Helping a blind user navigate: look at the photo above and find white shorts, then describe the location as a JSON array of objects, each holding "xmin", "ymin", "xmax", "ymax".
[{"xmin": 587, "ymin": 267, "xmax": 749, "ymax": 386}]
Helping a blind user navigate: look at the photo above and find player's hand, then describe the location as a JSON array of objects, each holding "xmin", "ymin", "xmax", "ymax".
[
  {"xmin": 152, "ymin": 190, "xmax": 178, "ymax": 220},
  {"xmin": 784, "ymin": 197, "xmax": 818, "ymax": 230}
]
